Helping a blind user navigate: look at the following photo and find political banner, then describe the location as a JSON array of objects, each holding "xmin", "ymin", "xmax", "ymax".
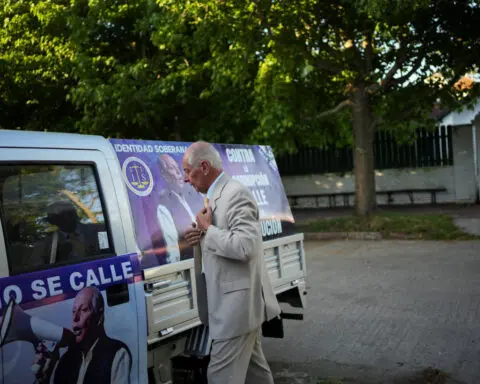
[
  {"xmin": 0, "ymin": 254, "xmax": 145, "ymax": 384},
  {"xmin": 110, "ymin": 139, "xmax": 295, "ymax": 270}
]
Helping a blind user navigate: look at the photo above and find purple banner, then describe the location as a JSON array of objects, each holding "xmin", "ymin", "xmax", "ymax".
[
  {"xmin": 0, "ymin": 254, "xmax": 144, "ymax": 384},
  {"xmin": 109, "ymin": 139, "xmax": 294, "ymax": 270},
  {"xmin": 0, "ymin": 254, "xmax": 141, "ymax": 311}
]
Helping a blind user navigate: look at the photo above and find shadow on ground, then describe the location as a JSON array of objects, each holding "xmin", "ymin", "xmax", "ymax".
[{"xmin": 271, "ymin": 360, "xmax": 467, "ymax": 384}]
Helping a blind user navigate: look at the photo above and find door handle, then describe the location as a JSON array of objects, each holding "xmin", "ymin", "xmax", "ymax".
[
  {"xmin": 144, "ymin": 279, "xmax": 171, "ymax": 293},
  {"xmin": 106, "ymin": 282, "xmax": 130, "ymax": 306}
]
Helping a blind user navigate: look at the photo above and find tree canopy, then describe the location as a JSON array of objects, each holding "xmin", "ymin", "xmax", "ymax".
[
  {"xmin": 1, "ymin": 0, "xmax": 479, "ymax": 214},
  {"xmin": 0, "ymin": 0, "xmax": 77, "ymax": 131}
]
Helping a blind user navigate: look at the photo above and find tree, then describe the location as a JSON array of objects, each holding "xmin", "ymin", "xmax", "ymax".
[
  {"xmin": 0, "ymin": 0, "xmax": 77, "ymax": 131},
  {"xmin": 66, "ymin": 0, "xmax": 257, "ymax": 142},
  {"xmin": 1, "ymin": 0, "xmax": 257, "ymax": 143},
  {"xmin": 3, "ymin": 0, "xmax": 480, "ymax": 216},
  {"xmin": 157, "ymin": 0, "xmax": 480, "ymax": 215}
]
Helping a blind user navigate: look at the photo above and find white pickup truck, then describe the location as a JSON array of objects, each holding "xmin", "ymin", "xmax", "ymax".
[{"xmin": 0, "ymin": 130, "xmax": 307, "ymax": 384}]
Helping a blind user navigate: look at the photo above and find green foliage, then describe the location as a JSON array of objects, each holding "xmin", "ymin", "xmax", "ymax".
[
  {"xmin": 0, "ymin": 0, "xmax": 77, "ymax": 131},
  {"xmin": 299, "ymin": 212, "xmax": 480, "ymax": 241},
  {"xmin": 1, "ymin": 0, "xmax": 479, "ymax": 157},
  {"xmin": 354, "ymin": 0, "xmax": 433, "ymax": 18},
  {"xmin": 143, "ymin": 0, "xmax": 479, "ymax": 152},
  {"xmin": 67, "ymin": 0, "xmax": 258, "ymax": 142},
  {"xmin": 248, "ymin": 0, "xmax": 480, "ymax": 150}
]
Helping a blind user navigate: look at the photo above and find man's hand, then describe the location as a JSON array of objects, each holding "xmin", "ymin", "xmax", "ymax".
[
  {"xmin": 184, "ymin": 224, "xmax": 202, "ymax": 246},
  {"xmin": 196, "ymin": 206, "xmax": 212, "ymax": 232}
]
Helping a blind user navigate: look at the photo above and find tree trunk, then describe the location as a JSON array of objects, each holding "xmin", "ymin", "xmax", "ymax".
[{"xmin": 352, "ymin": 82, "xmax": 376, "ymax": 216}]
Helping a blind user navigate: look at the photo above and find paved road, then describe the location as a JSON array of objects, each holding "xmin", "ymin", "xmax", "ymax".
[{"xmin": 264, "ymin": 240, "xmax": 480, "ymax": 383}]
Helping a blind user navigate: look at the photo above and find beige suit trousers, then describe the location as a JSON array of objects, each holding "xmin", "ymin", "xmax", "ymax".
[{"xmin": 207, "ymin": 328, "xmax": 274, "ymax": 384}]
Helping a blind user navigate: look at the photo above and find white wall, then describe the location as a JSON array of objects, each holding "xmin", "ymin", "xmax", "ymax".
[
  {"xmin": 474, "ymin": 117, "xmax": 480, "ymax": 199},
  {"xmin": 452, "ymin": 125, "xmax": 476, "ymax": 202},
  {"xmin": 282, "ymin": 126, "xmax": 477, "ymax": 208}
]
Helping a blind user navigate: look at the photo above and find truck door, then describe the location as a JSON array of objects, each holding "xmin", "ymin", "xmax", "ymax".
[{"xmin": 0, "ymin": 148, "xmax": 142, "ymax": 384}]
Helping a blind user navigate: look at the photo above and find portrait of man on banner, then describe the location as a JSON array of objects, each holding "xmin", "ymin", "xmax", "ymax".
[
  {"xmin": 35, "ymin": 287, "xmax": 132, "ymax": 384},
  {"xmin": 150, "ymin": 153, "xmax": 203, "ymax": 264}
]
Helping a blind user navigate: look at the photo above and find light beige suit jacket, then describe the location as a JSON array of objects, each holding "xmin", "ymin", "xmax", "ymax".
[{"xmin": 194, "ymin": 173, "xmax": 281, "ymax": 340}]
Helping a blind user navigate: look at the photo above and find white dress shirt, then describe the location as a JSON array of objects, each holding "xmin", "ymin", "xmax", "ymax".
[
  {"xmin": 206, "ymin": 172, "xmax": 224, "ymax": 202},
  {"xmin": 156, "ymin": 192, "xmax": 196, "ymax": 264}
]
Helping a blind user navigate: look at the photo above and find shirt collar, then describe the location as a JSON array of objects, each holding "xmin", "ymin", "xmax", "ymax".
[
  {"xmin": 206, "ymin": 172, "xmax": 224, "ymax": 200},
  {"xmin": 82, "ymin": 337, "xmax": 99, "ymax": 359}
]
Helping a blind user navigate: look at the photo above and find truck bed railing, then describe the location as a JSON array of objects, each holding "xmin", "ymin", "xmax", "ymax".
[{"xmin": 143, "ymin": 233, "xmax": 307, "ymax": 347}]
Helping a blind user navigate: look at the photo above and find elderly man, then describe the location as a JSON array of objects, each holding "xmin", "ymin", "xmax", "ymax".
[
  {"xmin": 182, "ymin": 141, "xmax": 281, "ymax": 384},
  {"xmin": 33, "ymin": 286, "xmax": 132, "ymax": 384}
]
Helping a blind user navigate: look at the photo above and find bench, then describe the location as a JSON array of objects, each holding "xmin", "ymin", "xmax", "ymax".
[
  {"xmin": 289, "ymin": 188, "xmax": 447, "ymax": 208},
  {"xmin": 289, "ymin": 192, "xmax": 354, "ymax": 209},
  {"xmin": 377, "ymin": 188, "xmax": 447, "ymax": 205}
]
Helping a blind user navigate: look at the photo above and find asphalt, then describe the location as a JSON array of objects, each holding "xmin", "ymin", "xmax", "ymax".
[{"xmin": 264, "ymin": 240, "xmax": 480, "ymax": 383}]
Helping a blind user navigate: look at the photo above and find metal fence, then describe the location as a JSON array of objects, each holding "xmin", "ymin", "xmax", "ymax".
[{"xmin": 276, "ymin": 126, "xmax": 453, "ymax": 176}]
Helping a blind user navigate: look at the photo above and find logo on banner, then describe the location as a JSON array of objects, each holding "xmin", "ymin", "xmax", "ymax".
[
  {"xmin": 122, "ymin": 156, "xmax": 154, "ymax": 196},
  {"xmin": 258, "ymin": 145, "xmax": 278, "ymax": 172}
]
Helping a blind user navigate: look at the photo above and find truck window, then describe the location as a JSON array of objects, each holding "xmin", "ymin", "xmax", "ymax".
[{"xmin": 0, "ymin": 164, "xmax": 114, "ymax": 275}]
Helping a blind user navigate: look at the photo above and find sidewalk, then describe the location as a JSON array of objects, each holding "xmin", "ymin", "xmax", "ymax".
[{"xmin": 292, "ymin": 203, "xmax": 480, "ymax": 236}]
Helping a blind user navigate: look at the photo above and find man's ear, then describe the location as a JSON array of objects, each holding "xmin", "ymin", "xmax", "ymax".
[
  {"xmin": 203, "ymin": 160, "xmax": 214, "ymax": 175},
  {"xmin": 200, "ymin": 160, "xmax": 209, "ymax": 175}
]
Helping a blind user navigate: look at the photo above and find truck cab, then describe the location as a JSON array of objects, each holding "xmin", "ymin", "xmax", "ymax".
[{"xmin": 0, "ymin": 130, "xmax": 306, "ymax": 384}]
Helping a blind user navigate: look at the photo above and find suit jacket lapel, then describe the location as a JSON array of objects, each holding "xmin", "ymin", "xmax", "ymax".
[{"xmin": 210, "ymin": 173, "xmax": 230, "ymax": 213}]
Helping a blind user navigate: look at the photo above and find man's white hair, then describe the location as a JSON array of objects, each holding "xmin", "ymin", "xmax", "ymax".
[{"xmin": 187, "ymin": 141, "xmax": 223, "ymax": 169}]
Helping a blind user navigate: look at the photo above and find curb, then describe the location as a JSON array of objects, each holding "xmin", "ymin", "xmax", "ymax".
[{"xmin": 304, "ymin": 232, "xmax": 424, "ymax": 241}]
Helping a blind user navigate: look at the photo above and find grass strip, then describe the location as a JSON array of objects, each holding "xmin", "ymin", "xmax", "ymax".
[{"xmin": 297, "ymin": 212, "xmax": 480, "ymax": 240}]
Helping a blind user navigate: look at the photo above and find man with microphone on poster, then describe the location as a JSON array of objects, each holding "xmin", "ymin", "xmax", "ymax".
[{"xmin": 31, "ymin": 286, "xmax": 132, "ymax": 384}]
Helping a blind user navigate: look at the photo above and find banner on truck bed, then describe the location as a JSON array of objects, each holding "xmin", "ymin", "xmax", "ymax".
[
  {"xmin": 110, "ymin": 139, "xmax": 295, "ymax": 269},
  {"xmin": 0, "ymin": 253, "xmax": 143, "ymax": 384}
]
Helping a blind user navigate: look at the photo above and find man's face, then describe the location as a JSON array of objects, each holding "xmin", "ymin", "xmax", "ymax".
[
  {"xmin": 161, "ymin": 155, "xmax": 184, "ymax": 191},
  {"xmin": 182, "ymin": 157, "xmax": 209, "ymax": 194},
  {"xmin": 72, "ymin": 289, "xmax": 97, "ymax": 344}
]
